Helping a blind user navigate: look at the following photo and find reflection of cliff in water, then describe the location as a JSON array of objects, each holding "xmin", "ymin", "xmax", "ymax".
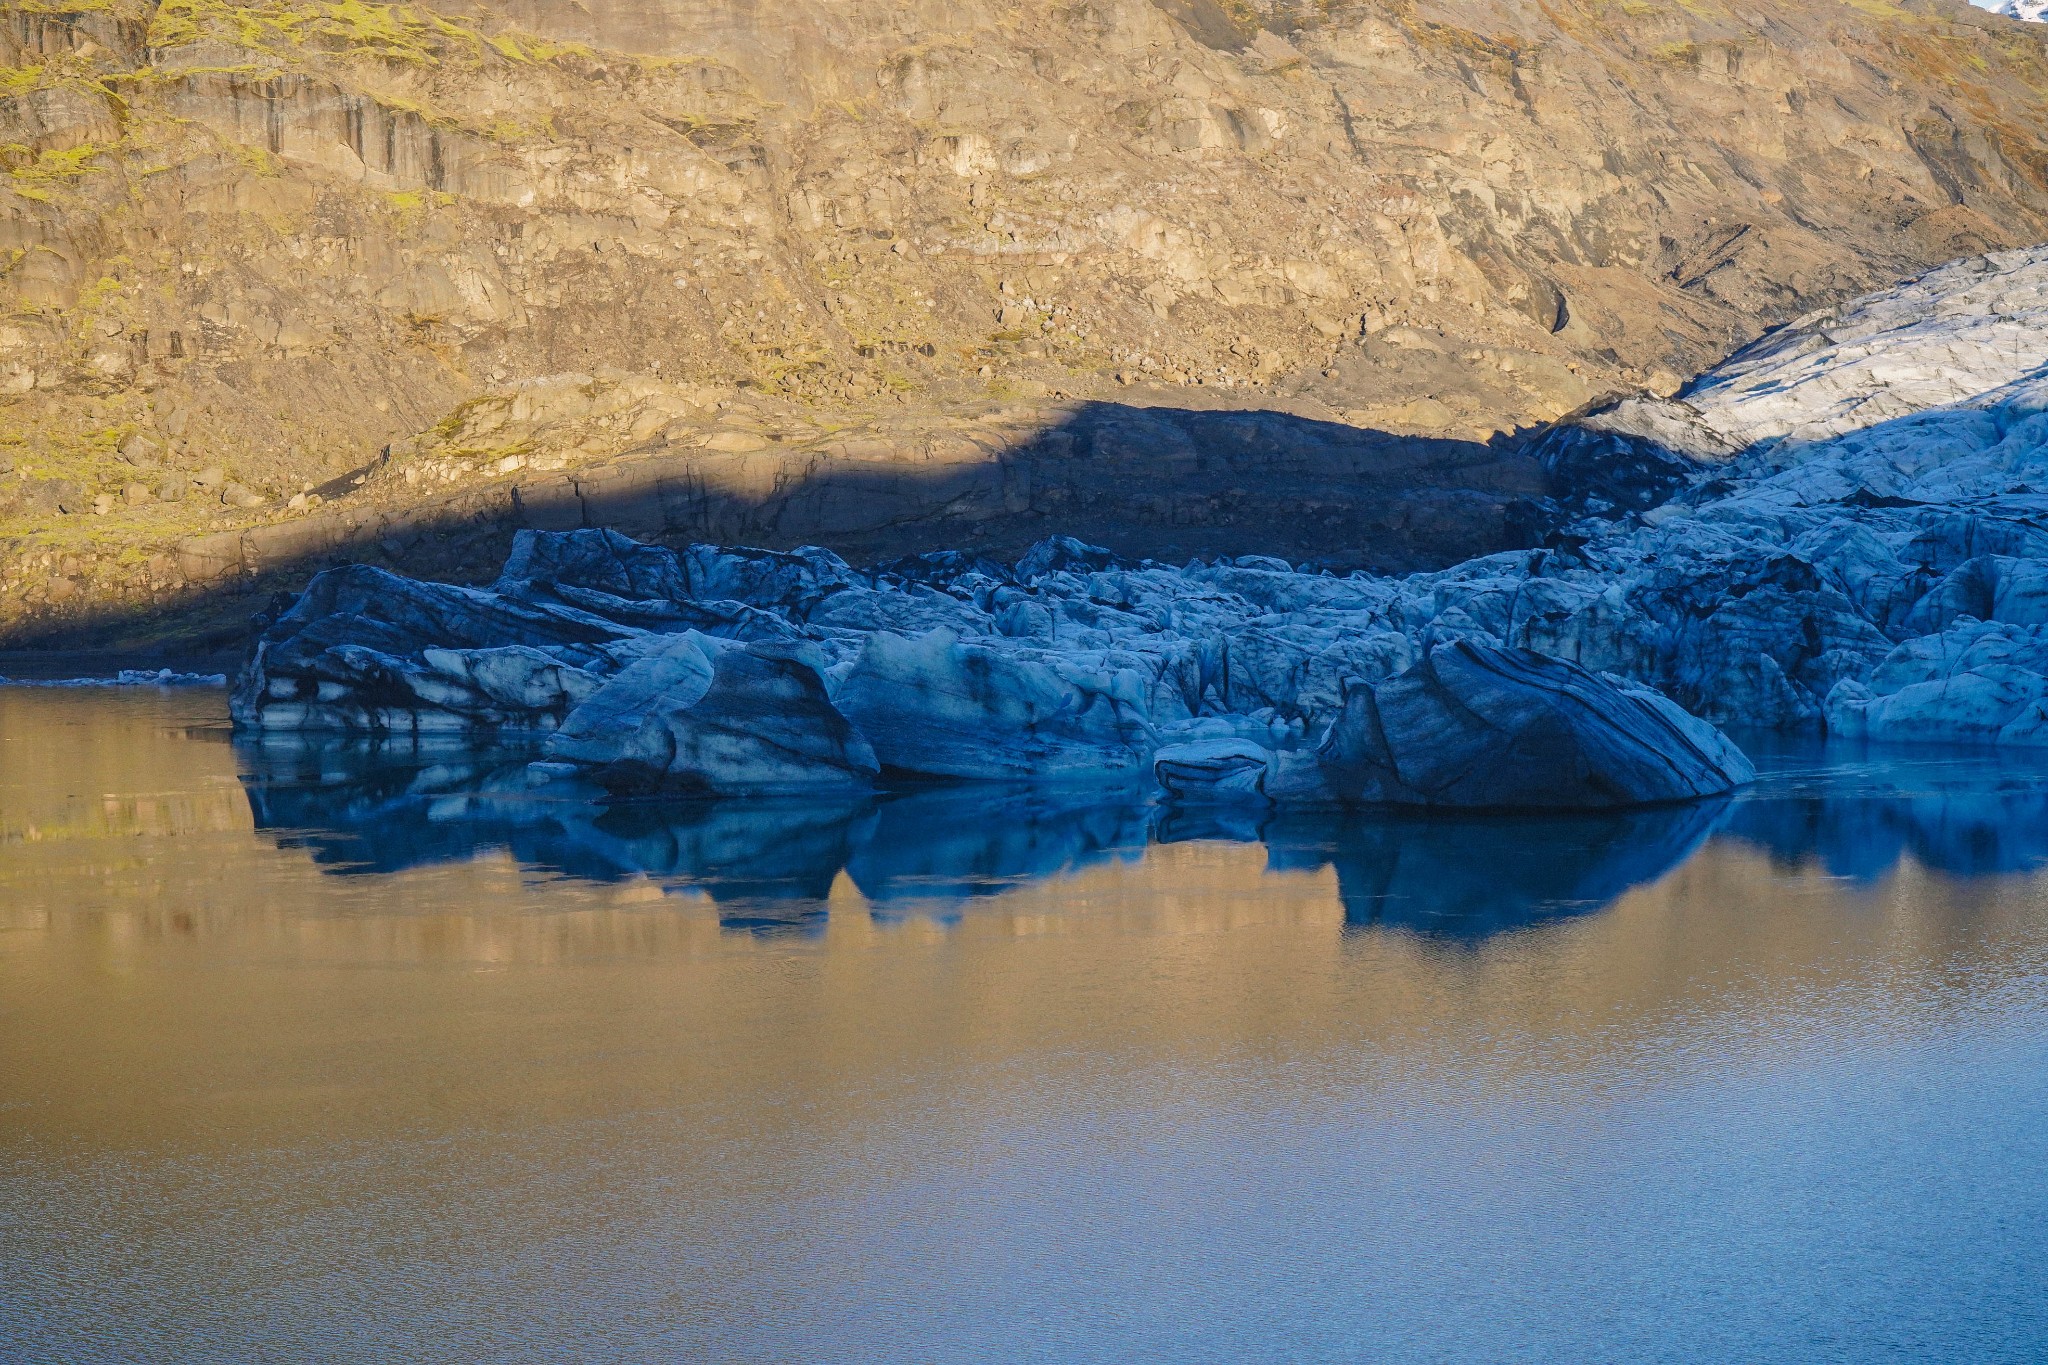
[{"xmin": 236, "ymin": 735, "xmax": 2048, "ymax": 940}]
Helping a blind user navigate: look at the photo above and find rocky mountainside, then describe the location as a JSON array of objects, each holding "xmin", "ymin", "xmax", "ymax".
[{"xmin": 6, "ymin": 0, "xmax": 2048, "ymax": 645}]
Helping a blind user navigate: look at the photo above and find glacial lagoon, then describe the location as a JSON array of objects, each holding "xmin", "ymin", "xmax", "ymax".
[{"xmin": 4, "ymin": 685, "xmax": 2047, "ymax": 1361}]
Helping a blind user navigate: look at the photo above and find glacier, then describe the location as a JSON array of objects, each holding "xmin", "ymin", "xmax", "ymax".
[{"xmin": 233, "ymin": 246, "xmax": 2048, "ymax": 808}]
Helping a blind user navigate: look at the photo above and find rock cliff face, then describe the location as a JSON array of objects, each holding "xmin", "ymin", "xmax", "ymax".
[{"xmin": 5, "ymin": 0, "xmax": 2048, "ymax": 638}]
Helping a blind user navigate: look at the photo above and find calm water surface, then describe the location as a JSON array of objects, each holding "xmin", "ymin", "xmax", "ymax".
[{"xmin": 3, "ymin": 688, "xmax": 2046, "ymax": 1362}]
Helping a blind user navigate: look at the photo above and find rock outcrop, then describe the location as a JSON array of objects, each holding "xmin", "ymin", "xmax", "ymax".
[
  {"xmin": 1504, "ymin": 246, "xmax": 2048, "ymax": 743},
  {"xmin": 837, "ymin": 628, "xmax": 1159, "ymax": 780},
  {"xmin": 546, "ymin": 634, "xmax": 880, "ymax": 796},
  {"xmin": 1151, "ymin": 642, "xmax": 1754, "ymax": 808}
]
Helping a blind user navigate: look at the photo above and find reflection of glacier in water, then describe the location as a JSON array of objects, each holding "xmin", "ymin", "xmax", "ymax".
[
  {"xmin": 1721, "ymin": 735, "xmax": 2048, "ymax": 881},
  {"xmin": 1226, "ymin": 803, "xmax": 1730, "ymax": 941},
  {"xmin": 241, "ymin": 737, "xmax": 1155, "ymax": 934},
  {"xmin": 236, "ymin": 734, "xmax": 2048, "ymax": 939}
]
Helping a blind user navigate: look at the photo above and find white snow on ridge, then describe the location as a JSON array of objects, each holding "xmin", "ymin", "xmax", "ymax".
[
  {"xmin": 1970, "ymin": 0, "xmax": 2046, "ymax": 21},
  {"xmin": 1694, "ymin": 365, "xmax": 2048, "ymax": 511}
]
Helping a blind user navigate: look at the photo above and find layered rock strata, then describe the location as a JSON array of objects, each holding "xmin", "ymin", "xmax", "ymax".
[{"xmin": 1307, "ymin": 643, "xmax": 1754, "ymax": 808}]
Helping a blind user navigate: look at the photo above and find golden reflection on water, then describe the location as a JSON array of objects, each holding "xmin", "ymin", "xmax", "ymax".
[{"xmin": 4, "ymin": 687, "xmax": 2045, "ymax": 1166}]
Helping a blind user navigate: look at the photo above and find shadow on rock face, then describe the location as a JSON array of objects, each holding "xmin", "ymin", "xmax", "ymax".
[{"xmin": 4, "ymin": 400, "xmax": 1544, "ymax": 663}]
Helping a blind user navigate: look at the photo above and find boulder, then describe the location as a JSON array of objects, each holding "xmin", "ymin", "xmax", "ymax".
[
  {"xmin": 495, "ymin": 526, "xmax": 693, "ymax": 601},
  {"xmin": 1151, "ymin": 738, "xmax": 1334, "ymax": 804},
  {"xmin": 679, "ymin": 543, "xmax": 862, "ymax": 615},
  {"xmin": 1825, "ymin": 618, "xmax": 2048, "ymax": 744}
]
